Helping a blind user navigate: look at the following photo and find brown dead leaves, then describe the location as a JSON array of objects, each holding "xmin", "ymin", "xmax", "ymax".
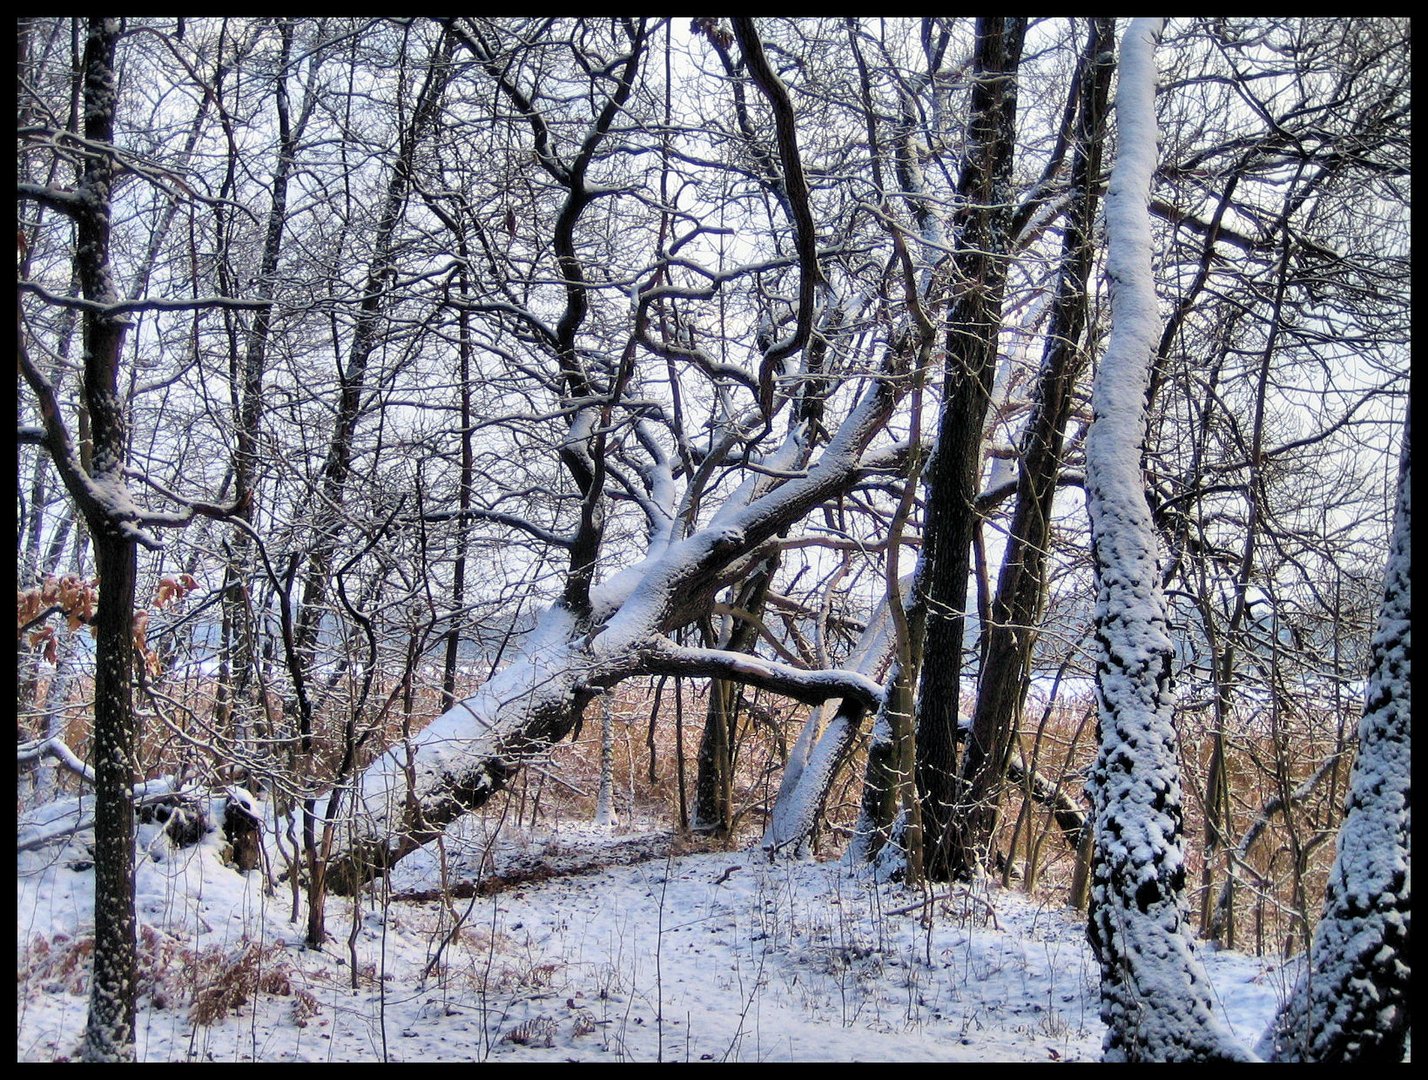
[{"xmin": 17, "ymin": 571, "xmax": 201, "ymax": 674}]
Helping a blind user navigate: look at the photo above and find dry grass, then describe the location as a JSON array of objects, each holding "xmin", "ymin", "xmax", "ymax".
[
  {"xmin": 17, "ymin": 646, "xmax": 1354, "ymax": 961},
  {"xmin": 186, "ymin": 940, "xmax": 318, "ymax": 1028},
  {"xmin": 18, "ymin": 928, "xmax": 319, "ymax": 1029}
]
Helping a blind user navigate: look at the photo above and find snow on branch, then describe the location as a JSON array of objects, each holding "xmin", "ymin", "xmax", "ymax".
[
  {"xmin": 18, "ymin": 278, "xmax": 272, "ymax": 314},
  {"xmin": 636, "ymin": 638, "xmax": 884, "ymax": 711},
  {"xmin": 16, "ymin": 735, "xmax": 95, "ymax": 785}
]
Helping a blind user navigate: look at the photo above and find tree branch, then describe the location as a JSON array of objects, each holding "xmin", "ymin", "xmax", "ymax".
[{"xmin": 636, "ymin": 637, "xmax": 884, "ymax": 712}]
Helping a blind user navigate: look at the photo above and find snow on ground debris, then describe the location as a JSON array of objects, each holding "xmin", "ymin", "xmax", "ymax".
[{"xmin": 18, "ymin": 811, "xmax": 1289, "ymax": 1062}]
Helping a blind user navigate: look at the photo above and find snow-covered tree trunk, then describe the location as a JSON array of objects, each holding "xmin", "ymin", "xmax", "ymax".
[
  {"xmin": 1256, "ymin": 408, "xmax": 1411, "ymax": 1062},
  {"xmin": 764, "ymin": 594, "xmax": 897, "ymax": 857},
  {"xmin": 1081, "ymin": 18, "xmax": 1252, "ymax": 1062},
  {"xmin": 71, "ymin": 20, "xmax": 140, "ymax": 1062},
  {"xmin": 322, "ymin": 370, "xmax": 903, "ymax": 892},
  {"xmin": 19, "ymin": 18, "xmax": 272, "ymax": 1053}
]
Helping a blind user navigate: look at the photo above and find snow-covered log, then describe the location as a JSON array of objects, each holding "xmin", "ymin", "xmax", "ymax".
[
  {"xmin": 1256, "ymin": 409, "xmax": 1411, "ymax": 1062},
  {"xmin": 1081, "ymin": 18, "xmax": 1253, "ymax": 1062}
]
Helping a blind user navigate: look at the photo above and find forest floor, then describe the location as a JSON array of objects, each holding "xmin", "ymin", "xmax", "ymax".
[{"xmin": 17, "ymin": 801, "xmax": 1296, "ymax": 1062}]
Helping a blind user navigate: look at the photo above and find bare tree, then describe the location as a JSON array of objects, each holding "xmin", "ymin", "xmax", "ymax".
[
  {"xmin": 214, "ymin": 18, "xmax": 325, "ymax": 789},
  {"xmin": 18, "ymin": 17, "xmax": 269, "ymax": 1054},
  {"xmin": 1256, "ymin": 407, "xmax": 1410, "ymax": 1062},
  {"xmin": 14, "ymin": 26, "xmax": 1409, "ymax": 1062},
  {"xmin": 311, "ymin": 17, "xmax": 916, "ymax": 889},
  {"xmin": 1146, "ymin": 17, "xmax": 1412, "ymax": 953},
  {"xmin": 1080, "ymin": 18, "xmax": 1251, "ymax": 1061}
]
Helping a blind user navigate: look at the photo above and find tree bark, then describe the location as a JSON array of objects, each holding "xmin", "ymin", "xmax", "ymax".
[
  {"xmin": 951, "ymin": 17, "xmax": 1113, "ymax": 878},
  {"xmin": 1082, "ymin": 18, "xmax": 1252, "ymax": 1062},
  {"xmin": 84, "ymin": 530, "xmax": 139, "ymax": 1062},
  {"xmin": 1257, "ymin": 407, "xmax": 1410, "ymax": 1062},
  {"xmin": 914, "ymin": 16, "xmax": 1026, "ymax": 882},
  {"xmin": 75, "ymin": 21, "xmax": 139, "ymax": 1062}
]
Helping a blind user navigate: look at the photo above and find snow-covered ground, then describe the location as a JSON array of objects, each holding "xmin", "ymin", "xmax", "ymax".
[{"xmin": 17, "ymin": 807, "xmax": 1294, "ymax": 1062}]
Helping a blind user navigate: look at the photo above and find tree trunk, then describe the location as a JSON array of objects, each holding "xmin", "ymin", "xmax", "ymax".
[
  {"xmin": 692, "ymin": 676, "xmax": 735, "ymax": 835},
  {"xmin": 218, "ymin": 19, "xmax": 304, "ymax": 788},
  {"xmin": 594, "ymin": 693, "xmax": 618, "ymax": 827},
  {"xmin": 914, "ymin": 16, "xmax": 1026, "ymax": 882},
  {"xmin": 65, "ymin": 19, "xmax": 142, "ymax": 1062},
  {"xmin": 440, "ymin": 262, "xmax": 476, "ymax": 712},
  {"xmin": 694, "ymin": 559, "xmax": 776, "ymax": 835},
  {"xmin": 1082, "ymin": 18, "xmax": 1251, "ymax": 1062},
  {"xmin": 1256, "ymin": 407, "xmax": 1410, "ymax": 1062},
  {"xmin": 951, "ymin": 17, "xmax": 1113, "ymax": 877},
  {"xmin": 85, "ymin": 530, "xmax": 139, "ymax": 1062}
]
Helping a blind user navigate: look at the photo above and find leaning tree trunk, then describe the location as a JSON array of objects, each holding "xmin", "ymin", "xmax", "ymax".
[
  {"xmin": 321, "ymin": 368, "xmax": 905, "ymax": 892},
  {"xmin": 765, "ymin": 582, "xmax": 899, "ymax": 859},
  {"xmin": 1081, "ymin": 18, "xmax": 1252, "ymax": 1062},
  {"xmin": 1256, "ymin": 406, "xmax": 1410, "ymax": 1063}
]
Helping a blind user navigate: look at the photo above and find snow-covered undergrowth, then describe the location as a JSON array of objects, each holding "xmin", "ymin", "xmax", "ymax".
[{"xmin": 17, "ymin": 806, "xmax": 1291, "ymax": 1062}]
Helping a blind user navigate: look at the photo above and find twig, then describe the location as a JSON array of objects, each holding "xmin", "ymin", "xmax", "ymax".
[{"xmin": 884, "ymin": 888, "xmax": 1001, "ymax": 929}]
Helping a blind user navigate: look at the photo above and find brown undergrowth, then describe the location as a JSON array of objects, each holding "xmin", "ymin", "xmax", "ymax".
[{"xmin": 19, "ymin": 927, "xmax": 320, "ymax": 1029}]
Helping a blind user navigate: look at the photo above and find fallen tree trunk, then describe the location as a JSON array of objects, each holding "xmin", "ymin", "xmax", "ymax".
[{"xmin": 322, "ymin": 366, "xmax": 906, "ymax": 893}]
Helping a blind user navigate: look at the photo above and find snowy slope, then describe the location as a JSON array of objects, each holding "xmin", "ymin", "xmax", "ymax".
[{"xmin": 18, "ymin": 809, "xmax": 1290, "ymax": 1062}]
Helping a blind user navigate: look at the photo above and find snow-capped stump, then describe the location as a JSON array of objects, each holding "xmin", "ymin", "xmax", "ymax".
[
  {"xmin": 138, "ymin": 797, "xmax": 208, "ymax": 849},
  {"xmin": 222, "ymin": 789, "xmax": 262, "ymax": 873}
]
